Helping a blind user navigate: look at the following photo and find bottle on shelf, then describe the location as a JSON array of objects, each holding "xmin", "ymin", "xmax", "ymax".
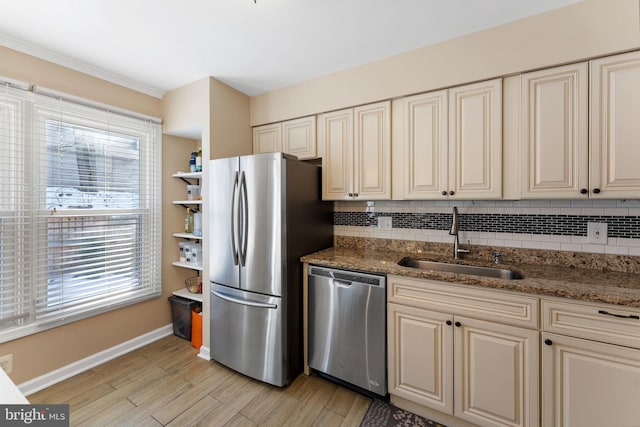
[
  {"xmin": 189, "ymin": 151, "xmax": 197, "ymax": 173},
  {"xmin": 195, "ymin": 147, "xmax": 202, "ymax": 172},
  {"xmin": 193, "ymin": 211, "xmax": 202, "ymax": 236},
  {"xmin": 185, "ymin": 207, "xmax": 194, "ymax": 233}
]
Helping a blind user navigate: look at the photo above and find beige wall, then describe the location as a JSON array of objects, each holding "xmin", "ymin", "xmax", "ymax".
[
  {"xmin": 0, "ymin": 46, "xmax": 160, "ymax": 117},
  {"xmin": 162, "ymin": 76, "xmax": 252, "ymax": 354},
  {"xmin": 209, "ymin": 77, "xmax": 252, "ymax": 160},
  {"xmin": 250, "ymin": 0, "xmax": 640, "ymax": 125},
  {"xmin": 0, "ymin": 46, "xmax": 171, "ymax": 386},
  {"xmin": 162, "ymin": 78, "xmax": 210, "ymax": 137}
]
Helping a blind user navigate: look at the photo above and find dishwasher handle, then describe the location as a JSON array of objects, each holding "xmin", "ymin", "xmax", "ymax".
[{"xmin": 332, "ymin": 279, "xmax": 353, "ymax": 288}]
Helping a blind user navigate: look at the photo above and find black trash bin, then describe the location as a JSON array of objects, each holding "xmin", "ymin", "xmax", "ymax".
[{"xmin": 168, "ymin": 295, "xmax": 201, "ymax": 340}]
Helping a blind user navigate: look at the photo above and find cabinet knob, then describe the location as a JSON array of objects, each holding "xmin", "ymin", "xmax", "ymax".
[
  {"xmin": 544, "ymin": 339, "xmax": 553, "ymax": 346},
  {"xmin": 580, "ymin": 188, "xmax": 588, "ymax": 194},
  {"xmin": 593, "ymin": 188, "xmax": 601, "ymax": 194},
  {"xmin": 442, "ymin": 191, "xmax": 448, "ymax": 196},
  {"xmin": 454, "ymin": 321, "xmax": 461, "ymax": 327},
  {"xmin": 354, "ymin": 192, "xmax": 359, "ymax": 197},
  {"xmin": 449, "ymin": 191, "xmax": 455, "ymax": 196},
  {"xmin": 348, "ymin": 193, "xmax": 353, "ymax": 197},
  {"xmin": 446, "ymin": 320, "xmax": 452, "ymax": 326}
]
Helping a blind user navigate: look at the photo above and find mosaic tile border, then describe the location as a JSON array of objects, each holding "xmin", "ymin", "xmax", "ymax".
[{"xmin": 334, "ymin": 211, "xmax": 640, "ymax": 239}]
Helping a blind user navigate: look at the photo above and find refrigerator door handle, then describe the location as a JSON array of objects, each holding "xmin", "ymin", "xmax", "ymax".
[
  {"xmin": 239, "ymin": 171, "xmax": 249, "ymax": 266},
  {"xmin": 230, "ymin": 171, "xmax": 239, "ymax": 265},
  {"xmin": 212, "ymin": 289, "xmax": 278, "ymax": 309}
]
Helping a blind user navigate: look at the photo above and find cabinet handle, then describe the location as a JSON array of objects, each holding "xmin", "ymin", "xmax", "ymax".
[
  {"xmin": 446, "ymin": 320, "xmax": 452, "ymax": 326},
  {"xmin": 449, "ymin": 191, "xmax": 455, "ymax": 196},
  {"xmin": 442, "ymin": 191, "xmax": 447, "ymax": 196},
  {"xmin": 454, "ymin": 321, "xmax": 461, "ymax": 327},
  {"xmin": 593, "ymin": 188, "xmax": 601, "ymax": 194},
  {"xmin": 544, "ymin": 339, "xmax": 553, "ymax": 346},
  {"xmin": 580, "ymin": 188, "xmax": 588, "ymax": 195},
  {"xmin": 598, "ymin": 310, "xmax": 640, "ymax": 320}
]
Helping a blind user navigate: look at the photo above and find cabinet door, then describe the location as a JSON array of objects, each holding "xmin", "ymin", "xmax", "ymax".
[
  {"xmin": 542, "ymin": 332, "xmax": 640, "ymax": 427},
  {"xmin": 282, "ymin": 116, "xmax": 316, "ymax": 160},
  {"xmin": 388, "ymin": 303, "xmax": 454, "ymax": 415},
  {"xmin": 253, "ymin": 123, "xmax": 282, "ymax": 154},
  {"xmin": 399, "ymin": 91, "xmax": 448, "ymax": 199},
  {"xmin": 354, "ymin": 101, "xmax": 391, "ymax": 200},
  {"xmin": 448, "ymin": 79, "xmax": 502, "ymax": 199},
  {"xmin": 454, "ymin": 316, "xmax": 539, "ymax": 427},
  {"xmin": 318, "ymin": 108, "xmax": 353, "ymax": 200},
  {"xmin": 521, "ymin": 63, "xmax": 589, "ymax": 198},
  {"xmin": 590, "ymin": 51, "xmax": 640, "ymax": 198}
]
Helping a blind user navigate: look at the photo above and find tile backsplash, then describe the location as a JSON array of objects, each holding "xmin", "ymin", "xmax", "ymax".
[{"xmin": 333, "ymin": 199, "xmax": 640, "ymax": 256}]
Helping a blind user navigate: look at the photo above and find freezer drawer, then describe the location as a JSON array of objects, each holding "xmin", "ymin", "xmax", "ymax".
[
  {"xmin": 308, "ymin": 266, "xmax": 387, "ymax": 396},
  {"xmin": 210, "ymin": 282, "xmax": 287, "ymax": 386}
]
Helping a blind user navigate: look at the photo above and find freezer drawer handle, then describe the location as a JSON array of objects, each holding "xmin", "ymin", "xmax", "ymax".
[{"xmin": 212, "ymin": 290, "xmax": 278, "ymax": 309}]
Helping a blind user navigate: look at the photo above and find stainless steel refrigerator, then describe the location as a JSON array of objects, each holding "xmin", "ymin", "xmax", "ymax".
[{"xmin": 209, "ymin": 152, "xmax": 333, "ymax": 387}]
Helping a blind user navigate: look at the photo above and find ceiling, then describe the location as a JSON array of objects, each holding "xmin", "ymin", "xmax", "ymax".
[{"xmin": 0, "ymin": 0, "xmax": 581, "ymax": 98}]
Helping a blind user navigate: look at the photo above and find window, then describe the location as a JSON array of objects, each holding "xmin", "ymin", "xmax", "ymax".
[{"xmin": 0, "ymin": 84, "xmax": 161, "ymax": 342}]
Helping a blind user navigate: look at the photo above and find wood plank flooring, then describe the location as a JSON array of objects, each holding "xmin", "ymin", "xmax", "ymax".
[{"xmin": 28, "ymin": 335, "xmax": 371, "ymax": 426}]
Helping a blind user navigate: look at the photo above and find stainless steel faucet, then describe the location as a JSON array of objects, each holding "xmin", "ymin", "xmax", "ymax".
[{"xmin": 449, "ymin": 207, "xmax": 470, "ymax": 259}]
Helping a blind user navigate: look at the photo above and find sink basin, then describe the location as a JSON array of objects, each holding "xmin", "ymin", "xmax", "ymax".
[{"xmin": 398, "ymin": 257, "xmax": 524, "ymax": 280}]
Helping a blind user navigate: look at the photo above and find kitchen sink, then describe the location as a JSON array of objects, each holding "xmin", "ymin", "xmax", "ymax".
[{"xmin": 397, "ymin": 257, "xmax": 524, "ymax": 280}]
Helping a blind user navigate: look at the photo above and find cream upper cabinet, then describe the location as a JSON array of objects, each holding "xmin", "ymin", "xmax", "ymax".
[
  {"xmin": 388, "ymin": 276, "xmax": 539, "ymax": 427},
  {"xmin": 252, "ymin": 122, "xmax": 281, "ymax": 154},
  {"xmin": 590, "ymin": 50, "xmax": 640, "ymax": 198},
  {"xmin": 253, "ymin": 116, "xmax": 317, "ymax": 159},
  {"xmin": 393, "ymin": 79, "xmax": 501, "ymax": 199},
  {"xmin": 282, "ymin": 116, "xmax": 316, "ymax": 160},
  {"xmin": 505, "ymin": 51, "xmax": 640, "ymax": 199},
  {"xmin": 518, "ymin": 63, "xmax": 589, "ymax": 199},
  {"xmin": 448, "ymin": 79, "xmax": 502, "ymax": 199},
  {"xmin": 393, "ymin": 90, "xmax": 448, "ymax": 199},
  {"xmin": 319, "ymin": 101, "xmax": 391, "ymax": 200}
]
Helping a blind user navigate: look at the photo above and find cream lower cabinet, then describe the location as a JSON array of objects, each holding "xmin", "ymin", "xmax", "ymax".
[
  {"xmin": 541, "ymin": 298, "xmax": 640, "ymax": 426},
  {"xmin": 388, "ymin": 275, "xmax": 539, "ymax": 427},
  {"xmin": 319, "ymin": 101, "xmax": 391, "ymax": 200},
  {"xmin": 542, "ymin": 333, "xmax": 640, "ymax": 427},
  {"xmin": 388, "ymin": 303, "xmax": 454, "ymax": 414}
]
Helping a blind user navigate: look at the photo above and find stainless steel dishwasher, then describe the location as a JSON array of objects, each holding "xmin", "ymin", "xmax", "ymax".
[{"xmin": 308, "ymin": 265, "xmax": 387, "ymax": 397}]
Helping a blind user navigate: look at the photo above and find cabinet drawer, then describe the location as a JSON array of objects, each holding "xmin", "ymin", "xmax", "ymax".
[
  {"xmin": 542, "ymin": 299, "xmax": 640, "ymax": 349},
  {"xmin": 388, "ymin": 275, "xmax": 539, "ymax": 328}
]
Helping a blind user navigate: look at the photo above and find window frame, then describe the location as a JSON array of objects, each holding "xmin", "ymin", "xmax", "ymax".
[{"xmin": 0, "ymin": 86, "xmax": 162, "ymax": 343}]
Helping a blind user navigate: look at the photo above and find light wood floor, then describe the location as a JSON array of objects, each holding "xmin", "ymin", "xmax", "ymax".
[{"xmin": 28, "ymin": 335, "xmax": 371, "ymax": 426}]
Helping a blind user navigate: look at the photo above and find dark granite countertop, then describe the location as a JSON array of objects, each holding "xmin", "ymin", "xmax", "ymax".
[{"xmin": 301, "ymin": 246, "xmax": 640, "ymax": 308}]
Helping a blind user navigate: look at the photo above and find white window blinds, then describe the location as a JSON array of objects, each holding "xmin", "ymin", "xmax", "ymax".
[{"xmin": 0, "ymin": 84, "xmax": 162, "ymax": 342}]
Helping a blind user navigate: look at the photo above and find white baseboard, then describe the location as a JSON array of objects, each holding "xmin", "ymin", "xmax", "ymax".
[
  {"xmin": 20, "ymin": 324, "xmax": 174, "ymax": 397},
  {"xmin": 198, "ymin": 345, "xmax": 210, "ymax": 361}
]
